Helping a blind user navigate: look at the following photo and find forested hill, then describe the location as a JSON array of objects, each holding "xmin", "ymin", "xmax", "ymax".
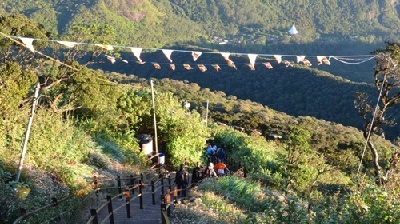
[
  {"xmin": 92, "ymin": 51, "xmax": 400, "ymax": 141},
  {"xmin": 3, "ymin": 0, "xmax": 400, "ymax": 46}
]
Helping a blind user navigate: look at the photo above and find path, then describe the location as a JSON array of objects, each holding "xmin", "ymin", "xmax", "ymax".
[{"xmin": 94, "ymin": 173, "xmax": 180, "ymax": 224}]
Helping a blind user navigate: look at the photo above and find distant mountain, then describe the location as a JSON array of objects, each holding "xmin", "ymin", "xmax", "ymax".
[{"xmin": 3, "ymin": 0, "xmax": 400, "ymax": 45}]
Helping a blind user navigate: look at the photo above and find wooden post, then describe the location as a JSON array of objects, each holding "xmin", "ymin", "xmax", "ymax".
[
  {"xmin": 93, "ymin": 176, "xmax": 98, "ymax": 190},
  {"xmin": 151, "ymin": 180, "xmax": 155, "ymax": 205},
  {"xmin": 117, "ymin": 176, "xmax": 122, "ymax": 199},
  {"xmin": 165, "ymin": 189, "xmax": 171, "ymax": 216},
  {"xmin": 150, "ymin": 80, "xmax": 159, "ymax": 156},
  {"xmin": 129, "ymin": 175, "xmax": 135, "ymax": 194},
  {"xmin": 16, "ymin": 83, "xmax": 40, "ymax": 182},
  {"xmin": 139, "ymin": 180, "xmax": 143, "ymax": 209},
  {"xmin": 205, "ymin": 99, "xmax": 209, "ymax": 126},
  {"xmin": 161, "ymin": 174, "xmax": 165, "ymax": 195},
  {"xmin": 125, "ymin": 187, "xmax": 131, "ymax": 218},
  {"xmin": 90, "ymin": 208, "xmax": 98, "ymax": 224},
  {"xmin": 168, "ymin": 174, "xmax": 172, "ymax": 191},
  {"xmin": 106, "ymin": 195, "xmax": 114, "ymax": 224},
  {"xmin": 173, "ymin": 186, "xmax": 178, "ymax": 204},
  {"xmin": 141, "ymin": 173, "xmax": 144, "ymax": 182}
]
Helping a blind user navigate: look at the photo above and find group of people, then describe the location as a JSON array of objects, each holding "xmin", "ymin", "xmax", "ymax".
[
  {"xmin": 205, "ymin": 143, "xmax": 230, "ymax": 177},
  {"xmin": 174, "ymin": 142, "xmax": 230, "ymax": 197}
]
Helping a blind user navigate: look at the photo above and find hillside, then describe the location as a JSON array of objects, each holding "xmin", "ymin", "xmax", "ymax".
[
  {"xmin": 0, "ymin": 13, "xmax": 400, "ymax": 223},
  {"xmin": 4, "ymin": 0, "xmax": 400, "ymax": 43},
  {"xmin": 93, "ymin": 50, "xmax": 400, "ymax": 141}
]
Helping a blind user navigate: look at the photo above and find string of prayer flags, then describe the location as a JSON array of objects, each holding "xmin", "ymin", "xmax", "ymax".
[
  {"xmin": 57, "ymin": 40, "xmax": 77, "ymax": 48},
  {"xmin": 152, "ymin": 62, "xmax": 161, "ymax": 69},
  {"xmin": 122, "ymin": 59, "xmax": 128, "ymax": 63},
  {"xmin": 212, "ymin": 64, "xmax": 221, "ymax": 71},
  {"xmin": 162, "ymin": 49, "xmax": 173, "ymax": 63},
  {"xmin": 263, "ymin": 62, "xmax": 273, "ymax": 69},
  {"xmin": 247, "ymin": 54, "xmax": 258, "ymax": 70},
  {"xmin": 317, "ymin": 56, "xmax": 330, "ymax": 65},
  {"xmin": 130, "ymin": 47, "xmax": 144, "ymax": 63},
  {"xmin": 192, "ymin": 52, "xmax": 202, "ymax": 61},
  {"xmin": 5, "ymin": 34, "xmax": 376, "ymax": 70},
  {"xmin": 274, "ymin": 55, "xmax": 282, "ymax": 64},
  {"xmin": 19, "ymin": 37, "xmax": 35, "ymax": 52},
  {"xmin": 95, "ymin": 44, "xmax": 114, "ymax": 51},
  {"xmin": 170, "ymin": 64, "xmax": 175, "ymax": 70},
  {"xmin": 198, "ymin": 64, "xmax": 207, "ymax": 72}
]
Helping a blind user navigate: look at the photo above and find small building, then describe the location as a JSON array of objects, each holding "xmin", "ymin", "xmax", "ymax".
[{"xmin": 288, "ymin": 24, "xmax": 299, "ymax": 35}]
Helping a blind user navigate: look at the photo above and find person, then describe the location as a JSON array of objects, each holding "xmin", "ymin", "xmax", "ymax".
[
  {"xmin": 174, "ymin": 164, "xmax": 187, "ymax": 197},
  {"xmin": 191, "ymin": 164, "xmax": 202, "ymax": 188},
  {"xmin": 205, "ymin": 143, "xmax": 215, "ymax": 157},
  {"xmin": 207, "ymin": 162, "xmax": 217, "ymax": 177},
  {"xmin": 217, "ymin": 147, "xmax": 226, "ymax": 163},
  {"xmin": 214, "ymin": 160, "xmax": 229, "ymax": 176}
]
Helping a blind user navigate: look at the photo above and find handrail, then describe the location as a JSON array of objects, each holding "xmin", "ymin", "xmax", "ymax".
[{"xmin": 13, "ymin": 195, "xmax": 73, "ymax": 224}]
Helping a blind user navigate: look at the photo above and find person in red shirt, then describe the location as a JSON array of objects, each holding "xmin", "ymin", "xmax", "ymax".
[{"xmin": 214, "ymin": 160, "xmax": 229, "ymax": 176}]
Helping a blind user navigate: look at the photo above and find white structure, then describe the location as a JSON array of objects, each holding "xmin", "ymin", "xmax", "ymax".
[{"xmin": 288, "ymin": 24, "xmax": 298, "ymax": 35}]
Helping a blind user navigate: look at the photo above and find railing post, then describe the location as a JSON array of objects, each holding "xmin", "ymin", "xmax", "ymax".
[
  {"xmin": 117, "ymin": 175, "xmax": 122, "ymax": 199},
  {"xmin": 151, "ymin": 180, "xmax": 155, "ymax": 205},
  {"xmin": 125, "ymin": 187, "xmax": 131, "ymax": 218},
  {"xmin": 139, "ymin": 180, "xmax": 143, "ymax": 209},
  {"xmin": 93, "ymin": 176, "xmax": 98, "ymax": 190},
  {"xmin": 161, "ymin": 195, "xmax": 167, "ymax": 224},
  {"xmin": 161, "ymin": 174, "xmax": 165, "ymax": 195},
  {"xmin": 90, "ymin": 208, "xmax": 98, "ymax": 224},
  {"xmin": 129, "ymin": 175, "xmax": 135, "ymax": 194},
  {"xmin": 107, "ymin": 195, "xmax": 115, "ymax": 224},
  {"xmin": 165, "ymin": 189, "xmax": 171, "ymax": 217},
  {"xmin": 173, "ymin": 186, "xmax": 178, "ymax": 204},
  {"xmin": 168, "ymin": 174, "xmax": 172, "ymax": 191},
  {"xmin": 141, "ymin": 173, "xmax": 144, "ymax": 182}
]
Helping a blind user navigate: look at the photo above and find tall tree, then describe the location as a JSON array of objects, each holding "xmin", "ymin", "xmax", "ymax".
[{"xmin": 355, "ymin": 42, "xmax": 400, "ymax": 185}]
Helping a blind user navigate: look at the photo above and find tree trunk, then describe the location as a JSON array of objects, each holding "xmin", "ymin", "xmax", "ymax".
[{"xmin": 366, "ymin": 140, "xmax": 382, "ymax": 185}]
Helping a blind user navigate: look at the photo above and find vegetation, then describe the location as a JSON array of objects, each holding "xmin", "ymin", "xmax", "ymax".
[{"xmin": 0, "ymin": 3, "xmax": 400, "ymax": 223}]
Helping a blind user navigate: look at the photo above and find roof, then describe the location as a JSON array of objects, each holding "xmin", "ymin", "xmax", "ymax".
[{"xmin": 288, "ymin": 24, "xmax": 298, "ymax": 35}]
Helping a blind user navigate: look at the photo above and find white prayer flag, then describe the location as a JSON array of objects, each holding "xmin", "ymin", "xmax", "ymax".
[
  {"xmin": 19, "ymin": 37, "xmax": 35, "ymax": 52},
  {"xmin": 192, "ymin": 52, "xmax": 202, "ymax": 61},
  {"xmin": 57, "ymin": 41, "xmax": 77, "ymax": 48},
  {"xmin": 130, "ymin": 47, "xmax": 143, "ymax": 62},
  {"xmin": 274, "ymin": 55, "xmax": 282, "ymax": 64},
  {"xmin": 162, "ymin": 49, "xmax": 173, "ymax": 63}
]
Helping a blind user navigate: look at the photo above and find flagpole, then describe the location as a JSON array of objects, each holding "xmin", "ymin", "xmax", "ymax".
[
  {"xmin": 150, "ymin": 80, "xmax": 159, "ymax": 158},
  {"xmin": 205, "ymin": 99, "xmax": 209, "ymax": 126},
  {"xmin": 16, "ymin": 83, "xmax": 40, "ymax": 182}
]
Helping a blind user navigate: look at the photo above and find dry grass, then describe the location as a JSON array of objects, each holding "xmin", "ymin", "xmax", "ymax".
[{"xmin": 173, "ymin": 181, "xmax": 248, "ymax": 224}]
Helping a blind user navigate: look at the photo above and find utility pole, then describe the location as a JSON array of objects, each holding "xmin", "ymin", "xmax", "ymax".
[
  {"xmin": 205, "ymin": 99, "xmax": 209, "ymax": 126},
  {"xmin": 16, "ymin": 83, "xmax": 40, "ymax": 182},
  {"xmin": 150, "ymin": 80, "xmax": 159, "ymax": 158}
]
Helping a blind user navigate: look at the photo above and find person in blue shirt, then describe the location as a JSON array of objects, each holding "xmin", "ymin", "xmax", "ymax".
[{"xmin": 217, "ymin": 147, "xmax": 226, "ymax": 163}]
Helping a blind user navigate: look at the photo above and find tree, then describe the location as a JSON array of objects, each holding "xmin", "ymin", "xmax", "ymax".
[{"xmin": 355, "ymin": 42, "xmax": 400, "ymax": 185}]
